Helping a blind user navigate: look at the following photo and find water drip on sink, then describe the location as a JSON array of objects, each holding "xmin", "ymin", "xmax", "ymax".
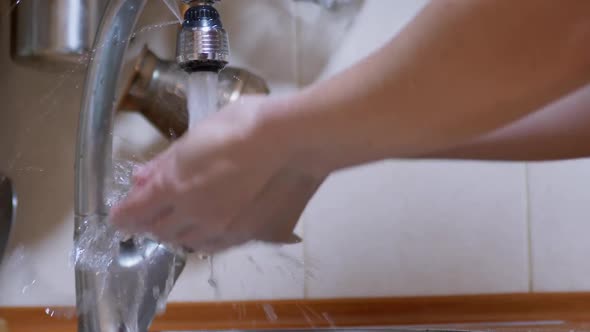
[
  {"xmin": 44, "ymin": 307, "xmax": 76, "ymax": 320},
  {"xmin": 262, "ymin": 303, "xmax": 278, "ymax": 322}
]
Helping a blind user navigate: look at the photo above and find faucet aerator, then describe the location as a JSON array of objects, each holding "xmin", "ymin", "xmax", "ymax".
[{"xmin": 176, "ymin": 2, "xmax": 229, "ymax": 73}]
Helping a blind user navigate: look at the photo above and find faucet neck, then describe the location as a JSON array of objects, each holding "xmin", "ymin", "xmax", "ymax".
[{"xmin": 75, "ymin": 1, "xmax": 186, "ymax": 331}]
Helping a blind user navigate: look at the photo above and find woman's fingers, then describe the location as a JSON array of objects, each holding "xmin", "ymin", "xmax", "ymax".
[
  {"xmin": 109, "ymin": 96, "xmax": 323, "ymax": 254},
  {"xmin": 147, "ymin": 208, "xmax": 200, "ymax": 243},
  {"xmin": 110, "ymin": 170, "xmax": 172, "ymax": 232}
]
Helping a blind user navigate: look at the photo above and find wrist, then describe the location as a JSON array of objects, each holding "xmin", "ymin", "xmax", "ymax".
[{"xmin": 256, "ymin": 93, "xmax": 334, "ymax": 179}]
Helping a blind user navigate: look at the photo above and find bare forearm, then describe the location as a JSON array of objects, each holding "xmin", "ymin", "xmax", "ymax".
[
  {"xmin": 265, "ymin": 0, "xmax": 590, "ymax": 173},
  {"xmin": 428, "ymin": 84, "xmax": 590, "ymax": 161}
]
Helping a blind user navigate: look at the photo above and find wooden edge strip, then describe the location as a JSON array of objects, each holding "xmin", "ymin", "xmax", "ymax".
[{"xmin": 3, "ymin": 293, "xmax": 590, "ymax": 332}]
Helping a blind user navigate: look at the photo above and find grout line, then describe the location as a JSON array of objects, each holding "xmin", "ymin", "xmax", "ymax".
[
  {"xmin": 293, "ymin": 1, "xmax": 303, "ymax": 90},
  {"xmin": 524, "ymin": 162, "xmax": 534, "ymax": 293},
  {"xmin": 291, "ymin": 0, "xmax": 308, "ymax": 299}
]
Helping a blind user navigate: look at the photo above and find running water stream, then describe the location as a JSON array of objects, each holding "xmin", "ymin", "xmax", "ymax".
[
  {"xmin": 186, "ymin": 71, "xmax": 221, "ymax": 293},
  {"xmin": 186, "ymin": 72, "xmax": 219, "ymax": 125}
]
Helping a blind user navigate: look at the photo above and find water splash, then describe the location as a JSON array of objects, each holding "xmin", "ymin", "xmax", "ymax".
[
  {"xmin": 71, "ymin": 155, "xmax": 158, "ymax": 273},
  {"xmin": 72, "ymin": 155, "xmax": 183, "ymax": 327},
  {"xmin": 207, "ymin": 255, "xmax": 222, "ymax": 298},
  {"xmin": 123, "ymin": 262, "xmax": 148, "ymax": 332},
  {"xmin": 14, "ymin": 166, "xmax": 44, "ymax": 173},
  {"xmin": 156, "ymin": 255, "xmax": 177, "ymax": 314},
  {"xmin": 131, "ymin": 21, "xmax": 180, "ymax": 39},
  {"xmin": 44, "ymin": 307, "xmax": 76, "ymax": 320},
  {"xmin": 71, "ymin": 215, "xmax": 124, "ymax": 272},
  {"xmin": 161, "ymin": 0, "xmax": 184, "ymax": 24},
  {"xmin": 71, "ymin": 158, "xmax": 144, "ymax": 271},
  {"xmin": 322, "ymin": 312, "xmax": 336, "ymax": 327},
  {"xmin": 297, "ymin": 303, "xmax": 316, "ymax": 327},
  {"xmin": 21, "ymin": 279, "xmax": 37, "ymax": 294},
  {"xmin": 275, "ymin": 249, "xmax": 316, "ymax": 280},
  {"xmin": 45, "ymin": 308, "xmax": 55, "ymax": 317},
  {"xmin": 0, "ymin": 245, "xmax": 38, "ymax": 297},
  {"xmin": 106, "ymin": 158, "xmax": 144, "ymax": 208}
]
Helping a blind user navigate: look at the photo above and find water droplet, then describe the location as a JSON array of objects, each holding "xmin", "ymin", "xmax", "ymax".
[
  {"xmin": 168, "ymin": 128, "xmax": 177, "ymax": 139},
  {"xmin": 45, "ymin": 308, "xmax": 55, "ymax": 317},
  {"xmin": 262, "ymin": 304, "xmax": 278, "ymax": 322},
  {"xmin": 322, "ymin": 312, "xmax": 335, "ymax": 327},
  {"xmin": 21, "ymin": 279, "xmax": 37, "ymax": 294}
]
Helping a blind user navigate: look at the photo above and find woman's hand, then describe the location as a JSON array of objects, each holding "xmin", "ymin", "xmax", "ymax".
[{"xmin": 110, "ymin": 96, "xmax": 323, "ymax": 253}]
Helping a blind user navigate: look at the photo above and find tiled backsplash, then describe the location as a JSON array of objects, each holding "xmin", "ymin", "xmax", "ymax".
[
  {"xmin": 529, "ymin": 159, "xmax": 590, "ymax": 292},
  {"xmin": 303, "ymin": 161, "xmax": 529, "ymax": 298},
  {"xmin": 0, "ymin": 0, "xmax": 587, "ymax": 306}
]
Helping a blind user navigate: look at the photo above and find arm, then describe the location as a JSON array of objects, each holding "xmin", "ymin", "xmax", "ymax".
[
  {"xmin": 425, "ymin": 84, "xmax": 590, "ymax": 161},
  {"xmin": 111, "ymin": 0, "xmax": 590, "ymax": 252},
  {"xmin": 269, "ymin": 0, "xmax": 590, "ymax": 172}
]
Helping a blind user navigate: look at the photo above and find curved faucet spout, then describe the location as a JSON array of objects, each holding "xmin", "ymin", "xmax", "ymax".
[{"xmin": 75, "ymin": 1, "xmax": 185, "ymax": 332}]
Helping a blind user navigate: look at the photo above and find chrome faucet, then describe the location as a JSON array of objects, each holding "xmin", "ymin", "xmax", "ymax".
[{"xmin": 74, "ymin": 1, "xmax": 229, "ymax": 332}]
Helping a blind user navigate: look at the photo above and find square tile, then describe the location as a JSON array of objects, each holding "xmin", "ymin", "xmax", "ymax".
[
  {"xmin": 529, "ymin": 159, "xmax": 590, "ymax": 291},
  {"xmin": 303, "ymin": 160, "xmax": 529, "ymax": 298}
]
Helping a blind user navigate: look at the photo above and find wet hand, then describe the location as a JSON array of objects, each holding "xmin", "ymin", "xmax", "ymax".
[{"xmin": 110, "ymin": 97, "xmax": 323, "ymax": 253}]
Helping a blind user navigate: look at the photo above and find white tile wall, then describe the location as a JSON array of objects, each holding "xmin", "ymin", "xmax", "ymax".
[
  {"xmin": 522, "ymin": 84, "xmax": 590, "ymax": 292},
  {"xmin": 529, "ymin": 159, "xmax": 590, "ymax": 292},
  {"xmin": 302, "ymin": 161, "xmax": 529, "ymax": 297}
]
